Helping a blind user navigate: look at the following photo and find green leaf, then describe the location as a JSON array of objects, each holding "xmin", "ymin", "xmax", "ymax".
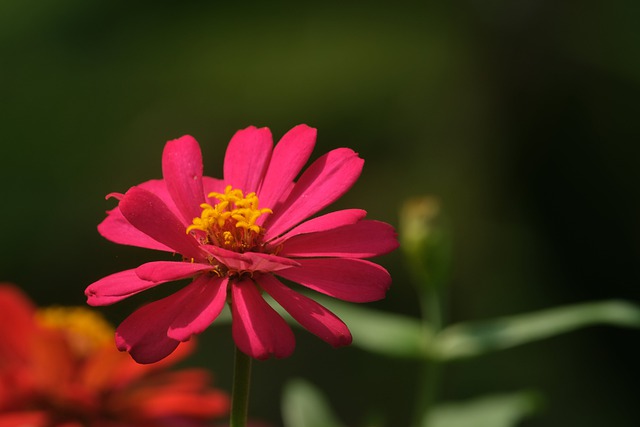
[
  {"xmin": 217, "ymin": 293, "xmax": 640, "ymax": 362},
  {"xmin": 287, "ymin": 294, "xmax": 432, "ymax": 359},
  {"xmin": 281, "ymin": 378, "xmax": 346, "ymax": 427},
  {"xmin": 435, "ymin": 300, "xmax": 640, "ymax": 360},
  {"xmin": 423, "ymin": 391, "xmax": 540, "ymax": 427}
]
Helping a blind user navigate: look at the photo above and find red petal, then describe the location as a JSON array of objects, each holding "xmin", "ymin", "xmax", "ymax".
[
  {"xmin": 223, "ymin": 126, "xmax": 273, "ymax": 193},
  {"xmin": 135, "ymin": 261, "xmax": 214, "ymax": 282},
  {"xmin": 162, "ymin": 135, "xmax": 206, "ymax": 225},
  {"xmin": 258, "ymin": 274, "xmax": 351, "ymax": 347},
  {"xmin": 203, "ymin": 176, "xmax": 226, "ymax": 202},
  {"xmin": 0, "ymin": 284, "xmax": 36, "ymax": 365},
  {"xmin": 279, "ymin": 220, "xmax": 399, "ymax": 258},
  {"xmin": 98, "ymin": 179, "xmax": 177, "ymax": 252},
  {"xmin": 202, "ymin": 245, "xmax": 299, "ymax": 273},
  {"xmin": 0, "ymin": 411, "xmax": 49, "ymax": 427},
  {"xmin": 257, "ymin": 124, "xmax": 316, "ymax": 213},
  {"xmin": 167, "ymin": 276, "xmax": 229, "ymax": 341},
  {"xmin": 116, "ymin": 277, "xmax": 231, "ymax": 364},
  {"xmin": 264, "ymin": 148, "xmax": 364, "ymax": 240},
  {"xmin": 85, "ymin": 269, "xmax": 158, "ymax": 306},
  {"xmin": 98, "ymin": 206, "xmax": 174, "ymax": 252},
  {"xmin": 119, "ymin": 187, "xmax": 203, "ymax": 259},
  {"xmin": 115, "ymin": 295, "xmax": 189, "ymax": 364},
  {"xmin": 231, "ymin": 279, "xmax": 295, "ymax": 360},
  {"xmin": 276, "ymin": 258, "xmax": 391, "ymax": 302},
  {"xmin": 268, "ymin": 208, "xmax": 366, "ymax": 246}
]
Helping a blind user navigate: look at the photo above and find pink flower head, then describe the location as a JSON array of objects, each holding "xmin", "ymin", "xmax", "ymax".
[{"xmin": 86, "ymin": 125, "xmax": 398, "ymax": 363}]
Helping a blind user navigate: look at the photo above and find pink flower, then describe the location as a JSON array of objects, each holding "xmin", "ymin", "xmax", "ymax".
[{"xmin": 86, "ymin": 125, "xmax": 398, "ymax": 363}]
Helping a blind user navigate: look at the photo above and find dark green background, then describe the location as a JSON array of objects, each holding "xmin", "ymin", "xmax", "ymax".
[{"xmin": 1, "ymin": 1, "xmax": 639, "ymax": 426}]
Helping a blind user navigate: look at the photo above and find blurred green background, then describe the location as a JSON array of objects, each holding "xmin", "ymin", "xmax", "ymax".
[{"xmin": 1, "ymin": 1, "xmax": 639, "ymax": 426}]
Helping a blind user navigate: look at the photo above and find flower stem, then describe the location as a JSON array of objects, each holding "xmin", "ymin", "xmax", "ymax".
[
  {"xmin": 413, "ymin": 285, "xmax": 444, "ymax": 427},
  {"xmin": 230, "ymin": 346, "xmax": 252, "ymax": 427}
]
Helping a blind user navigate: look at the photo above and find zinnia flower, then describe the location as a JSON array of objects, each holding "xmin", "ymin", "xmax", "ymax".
[
  {"xmin": 85, "ymin": 124, "xmax": 398, "ymax": 363},
  {"xmin": 0, "ymin": 283, "xmax": 229, "ymax": 427}
]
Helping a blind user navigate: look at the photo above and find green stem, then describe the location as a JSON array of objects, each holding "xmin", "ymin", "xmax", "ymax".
[
  {"xmin": 413, "ymin": 286, "xmax": 444, "ymax": 427},
  {"xmin": 229, "ymin": 346, "xmax": 252, "ymax": 427}
]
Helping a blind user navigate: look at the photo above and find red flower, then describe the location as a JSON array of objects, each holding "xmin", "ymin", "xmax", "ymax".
[
  {"xmin": 0, "ymin": 284, "xmax": 229, "ymax": 427},
  {"xmin": 86, "ymin": 125, "xmax": 398, "ymax": 362}
]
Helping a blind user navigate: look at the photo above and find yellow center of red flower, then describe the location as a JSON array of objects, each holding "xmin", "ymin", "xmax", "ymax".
[
  {"xmin": 35, "ymin": 306, "xmax": 114, "ymax": 357},
  {"xmin": 187, "ymin": 185, "xmax": 272, "ymax": 252}
]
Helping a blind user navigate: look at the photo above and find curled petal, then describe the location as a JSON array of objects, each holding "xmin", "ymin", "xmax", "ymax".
[
  {"xmin": 264, "ymin": 148, "xmax": 364, "ymax": 240},
  {"xmin": 279, "ymin": 220, "xmax": 399, "ymax": 258},
  {"xmin": 268, "ymin": 208, "xmax": 366, "ymax": 247},
  {"xmin": 202, "ymin": 245, "xmax": 299, "ymax": 273},
  {"xmin": 135, "ymin": 261, "xmax": 215, "ymax": 283},
  {"xmin": 223, "ymin": 126, "xmax": 273, "ymax": 193},
  {"xmin": 168, "ymin": 276, "xmax": 229, "ymax": 341},
  {"xmin": 243, "ymin": 252, "xmax": 300, "ymax": 272},
  {"xmin": 258, "ymin": 274, "xmax": 351, "ymax": 347},
  {"xmin": 231, "ymin": 278, "xmax": 295, "ymax": 360},
  {"xmin": 115, "ymin": 280, "xmax": 212, "ymax": 364},
  {"xmin": 276, "ymin": 258, "xmax": 391, "ymax": 303},
  {"xmin": 119, "ymin": 187, "xmax": 203, "ymax": 260},
  {"xmin": 257, "ymin": 124, "xmax": 317, "ymax": 214},
  {"xmin": 162, "ymin": 135, "xmax": 206, "ymax": 225},
  {"xmin": 85, "ymin": 269, "xmax": 159, "ymax": 306},
  {"xmin": 98, "ymin": 207, "xmax": 173, "ymax": 252},
  {"xmin": 98, "ymin": 179, "xmax": 178, "ymax": 252},
  {"xmin": 115, "ymin": 305, "xmax": 181, "ymax": 364}
]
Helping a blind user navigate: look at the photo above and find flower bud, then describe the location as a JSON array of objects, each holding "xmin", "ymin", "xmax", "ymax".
[{"xmin": 399, "ymin": 196, "xmax": 452, "ymax": 289}]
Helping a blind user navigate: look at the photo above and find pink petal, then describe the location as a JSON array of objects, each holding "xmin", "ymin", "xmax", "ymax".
[
  {"xmin": 162, "ymin": 136, "xmax": 206, "ymax": 224},
  {"xmin": 135, "ymin": 261, "xmax": 215, "ymax": 282},
  {"xmin": 223, "ymin": 126, "xmax": 273, "ymax": 194},
  {"xmin": 243, "ymin": 252, "xmax": 300, "ymax": 272},
  {"xmin": 264, "ymin": 148, "xmax": 364, "ymax": 240},
  {"xmin": 202, "ymin": 245, "xmax": 300, "ymax": 273},
  {"xmin": 85, "ymin": 269, "xmax": 159, "ymax": 306},
  {"xmin": 98, "ymin": 179, "xmax": 178, "ymax": 252},
  {"xmin": 231, "ymin": 278, "xmax": 295, "ymax": 360},
  {"xmin": 268, "ymin": 208, "xmax": 366, "ymax": 247},
  {"xmin": 278, "ymin": 220, "xmax": 399, "ymax": 258},
  {"xmin": 115, "ymin": 281, "xmax": 207, "ymax": 364},
  {"xmin": 258, "ymin": 274, "xmax": 352, "ymax": 347},
  {"xmin": 115, "ymin": 297, "xmax": 182, "ymax": 364},
  {"xmin": 167, "ymin": 275, "xmax": 229, "ymax": 341},
  {"xmin": 137, "ymin": 178, "xmax": 183, "ymax": 216},
  {"xmin": 98, "ymin": 207, "xmax": 174, "ymax": 252},
  {"xmin": 203, "ymin": 176, "xmax": 226, "ymax": 201},
  {"xmin": 275, "ymin": 258, "xmax": 391, "ymax": 303},
  {"xmin": 257, "ymin": 124, "xmax": 317, "ymax": 213},
  {"xmin": 119, "ymin": 187, "xmax": 203, "ymax": 260}
]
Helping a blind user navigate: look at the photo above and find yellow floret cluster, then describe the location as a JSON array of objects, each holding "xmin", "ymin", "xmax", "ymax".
[{"xmin": 187, "ymin": 185, "xmax": 272, "ymax": 251}]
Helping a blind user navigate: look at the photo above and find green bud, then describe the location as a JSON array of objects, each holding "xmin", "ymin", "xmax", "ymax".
[{"xmin": 399, "ymin": 196, "xmax": 452, "ymax": 290}]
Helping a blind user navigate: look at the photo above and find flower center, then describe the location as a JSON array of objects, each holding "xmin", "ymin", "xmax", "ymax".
[
  {"xmin": 187, "ymin": 185, "xmax": 272, "ymax": 253},
  {"xmin": 35, "ymin": 306, "xmax": 114, "ymax": 357}
]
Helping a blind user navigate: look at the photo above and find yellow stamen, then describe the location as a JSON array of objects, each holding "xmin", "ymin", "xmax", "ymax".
[
  {"xmin": 187, "ymin": 185, "xmax": 272, "ymax": 252},
  {"xmin": 35, "ymin": 306, "xmax": 114, "ymax": 357}
]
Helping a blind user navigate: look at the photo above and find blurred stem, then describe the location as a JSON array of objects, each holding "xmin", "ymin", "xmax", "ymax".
[
  {"xmin": 230, "ymin": 346, "xmax": 252, "ymax": 427},
  {"xmin": 413, "ymin": 285, "xmax": 444, "ymax": 427}
]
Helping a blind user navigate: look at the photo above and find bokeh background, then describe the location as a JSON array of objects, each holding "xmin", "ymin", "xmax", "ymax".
[{"xmin": 1, "ymin": 1, "xmax": 639, "ymax": 426}]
